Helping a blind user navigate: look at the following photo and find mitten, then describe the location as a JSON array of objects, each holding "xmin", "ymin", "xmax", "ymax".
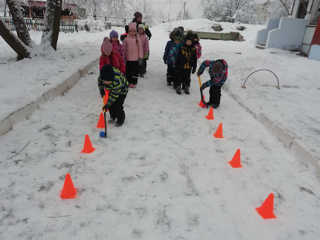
[
  {"xmin": 102, "ymin": 104, "xmax": 109, "ymax": 112},
  {"xmin": 200, "ymin": 85, "xmax": 205, "ymax": 91},
  {"xmin": 197, "ymin": 72, "xmax": 201, "ymax": 77},
  {"xmin": 144, "ymin": 53, "xmax": 149, "ymax": 59},
  {"xmin": 192, "ymin": 68, "xmax": 196, "ymax": 74},
  {"xmin": 164, "ymin": 60, "xmax": 167, "ymax": 64},
  {"xmin": 138, "ymin": 58, "xmax": 143, "ymax": 65}
]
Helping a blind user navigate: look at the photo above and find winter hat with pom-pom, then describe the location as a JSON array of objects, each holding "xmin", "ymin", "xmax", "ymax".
[
  {"xmin": 185, "ymin": 30, "xmax": 194, "ymax": 42},
  {"xmin": 109, "ymin": 30, "xmax": 118, "ymax": 39},
  {"xmin": 100, "ymin": 64, "xmax": 115, "ymax": 81},
  {"xmin": 128, "ymin": 22, "xmax": 137, "ymax": 31},
  {"xmin": 101, "ymin": 37, "xmax": 112, "ymax": 55},
  {"xmin": 138, "ymin": 24, "xmax": 145, "ymax": 31}
]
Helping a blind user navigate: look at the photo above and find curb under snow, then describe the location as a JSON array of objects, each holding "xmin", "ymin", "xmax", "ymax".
[
  {"xmin": 1, "ymin": 59, "xmax": 318, "ymax": 176},
  {"xmin": 0, "ymin": 59, "xmax": 99, "ymax": 137},
  {"xmin": 223, "ymin": 85, "xmax": 320, "ymax": 176}
]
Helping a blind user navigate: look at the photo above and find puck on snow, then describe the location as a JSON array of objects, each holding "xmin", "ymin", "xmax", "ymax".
[{"xmin": 99, "ymin": 131, "xmax": 105, "ymax": 137}]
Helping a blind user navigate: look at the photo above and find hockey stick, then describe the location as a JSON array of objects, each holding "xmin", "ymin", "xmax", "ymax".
[
  {"xmin": 198, "ymin": 74, "xmax": 208, "ymax": 107},
  {"xmin": 103, "ymin": 97, "xmax": 107, "ymax": 138}
]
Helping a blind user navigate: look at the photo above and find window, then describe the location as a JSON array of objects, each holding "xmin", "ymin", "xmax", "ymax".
[{"xmin": 310, "ymin": 0, "xmax": 320, "ymax": 25}]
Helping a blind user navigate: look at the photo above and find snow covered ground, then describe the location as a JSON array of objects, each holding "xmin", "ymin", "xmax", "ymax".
[{"xmin": 1, "ymin": 19, "xmax": 320, "ymax": 239}]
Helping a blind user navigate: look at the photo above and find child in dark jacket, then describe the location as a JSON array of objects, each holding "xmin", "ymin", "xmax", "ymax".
[
  {"xmin": 99, "ymin": 64, "xmax": 129, "ymax": 127},
  {"xmin": 175, "ymin": 31, "xmax": 197, "ymax": 95},
  {"xmin": 163, "ymin": 28, "xmax": 180, "ymax": 86},
  {"xmin": 197, "ymin": 59, "xmax": 228, "ymax": 108},
  {"xmin": 168, "ymin": 31, "xmax": 183, "ymax": 90}
]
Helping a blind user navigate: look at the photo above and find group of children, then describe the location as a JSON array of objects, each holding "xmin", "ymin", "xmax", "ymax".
[
  {"xmin": 97, "ymin": 12, "xmax": 150, "ymax": 127},
  {"xmin": 163, "ymin": 28, "xmax": 228, "ymax": 108},
  {"xmin": 98, "ymin": 12, "xmax": 228, "ymax": 127}
]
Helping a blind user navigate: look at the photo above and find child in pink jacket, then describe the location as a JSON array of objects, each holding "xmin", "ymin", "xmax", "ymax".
[
  {"xmin": 122, "ymin": 22, "xmax": 143, "ymax": 88},
  {"xmin": 138, "ymin": 24, "xmax": 149, "ymax": 77}
]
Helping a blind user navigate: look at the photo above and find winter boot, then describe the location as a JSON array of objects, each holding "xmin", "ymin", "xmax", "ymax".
[
  {"xmin": 108, "ymin": 118, "xmax": 116, "ymax": 124},
  {"xmin": 176, "ymin": 86, "xmax": 182, "ymax": 95},
  {"xmin": 184, "ymin": 86, "xmax": 190, "ymax": 95}
]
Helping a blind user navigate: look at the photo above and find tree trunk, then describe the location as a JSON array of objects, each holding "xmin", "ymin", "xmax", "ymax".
[
  {"xmin": 41, "ymin": 0, "xmax": 55, "ymax": 46},
  {"xmin": 51, "ymin": 0, "xmax": 62, "ymax": 50},
  {"xmin": 5, "ymin": 0, "xmax": 32, "ymax": 47},
  {"xmin": 0, "ymin": 18, "xmax": 30, "ymax": 59}
]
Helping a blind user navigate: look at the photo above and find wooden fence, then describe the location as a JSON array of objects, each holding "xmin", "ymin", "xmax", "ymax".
[{"xmin": 1, "ymin": 17, "xmax": 78, "ymax": 33}]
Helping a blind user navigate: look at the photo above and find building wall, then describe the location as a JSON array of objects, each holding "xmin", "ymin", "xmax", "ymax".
[{"xmin": 266, "ymin": 17, "xmax": 308, "ymax": 50}]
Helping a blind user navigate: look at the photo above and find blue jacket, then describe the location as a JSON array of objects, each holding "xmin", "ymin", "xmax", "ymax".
[
  {"xmin": 163, "ymin": 40, "xmax": 174, "ymax": 64},
  {"xmin": 168, "ymin": 42, "xmax": 183, "ymax": 68},
  {"xmin": 198, "ymin": 59, "xmax": 228, "ymax": 87}
]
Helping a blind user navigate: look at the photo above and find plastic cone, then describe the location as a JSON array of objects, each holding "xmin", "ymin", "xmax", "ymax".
[
  {"xmin": 96, "ymin": 112, "xmax": 105, "ymax": 128},
  {"xmin": 206, "ymin": 106, "xmax": 214, "ymax": 120},
  {"xmin": 228, "ymin": 149, "xmax": 242, "ymax": 168},
  {"xmin": 81, "ymin": 134, "xmax": 95, "ymax": 153},
  {"xmin": 213, "ymin": 123, "xmax": 224, "ymax": 138},
  {"xmin": 60, "ymin": 173, "xmax": 77, "ymax": 199},
  {"xmin": 256, "ymin": 193, "xmax": 276, "ymax": 219},
  {"xmin": 198, "ymin": 95, "xmax": 206, "ymax": 108}
]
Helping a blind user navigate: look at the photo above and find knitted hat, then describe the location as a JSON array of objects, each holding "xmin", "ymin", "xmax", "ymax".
[
  {"xmin": 193, "ymin": 33, "xmax": 199, "ymax": 40},
  {"xmin": 211, "ymin": 62, "xmax": 224, "ymax": 74},
  {"xmin": 101, "ymin": 37, "xmax": 112, "ymax": 55},
  {"xmin": 134, "ymin": 12, "xmax": 142, "ymax": 19},
  {"xmin": 128, "ymin": 22, "xmax": 137, "ymax": 31},
  {"xmin": 138, "ymin": 24, "xmax": 145, "ymax": 30},
  {"xmin": 100, "ymin": 64, "xmax": 115, "ymax": 81},
  {"xmin": 185, "ymin": 31, "xmax": 194, "ymax": 42},
  {"xmin": 109, "ymin": 30, "xmax": 118, "ymax": 39},
  {"xmin": 174, "ymin": 31, "xmax": 183, "ymax": 42}
]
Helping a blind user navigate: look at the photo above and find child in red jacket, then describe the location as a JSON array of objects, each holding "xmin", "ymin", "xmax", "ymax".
[{"xmin": 100, "ymin": 36, "xmax": 125, "ymax": 74}]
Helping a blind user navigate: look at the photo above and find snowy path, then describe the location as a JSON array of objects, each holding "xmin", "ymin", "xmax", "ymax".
[{"xmin": 1, "ymin": 36, "xmax": 320, "ymax": 240}]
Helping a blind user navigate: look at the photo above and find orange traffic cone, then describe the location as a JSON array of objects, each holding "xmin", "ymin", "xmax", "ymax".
[
  {"xmin": 206, "ymin": 106, "xmax": 214, "ymax": 120},
  {"xmin": 198, "ymin": 95, "xmax": 206, "ymax": 108},
  {"xmin": 228, "ymin": 149, "xmax": 242, "ymax": 168},
  {"xmin": 96, "ymin": 112, "xmax": 105, "ymax": 128},
  {"xmin": 81, "ymin": 134, "xmax": 95, "ymax": 153},
  {"xmin": 213, "ymin": 123, "xmax": 224, "ymax": 138},
  {"xmin": 256, "ymin": 193, "xmax": 276, "ymax": 219},
  {"xmin": 60, "ymin": 173, "xmax": 77, "ymax": 199}
]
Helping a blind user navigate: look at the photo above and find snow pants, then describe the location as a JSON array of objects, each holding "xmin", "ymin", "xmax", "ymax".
[
  {"xmin": 209, "ymin": 85, "xmax": 222, "ymax": 105},
  {"xmin": 166, "ymin": 64, "xmax": 174, "ymax": 85},
  {"xmin": 126, "ymin": 61, "xmax": 139, "ymax": 85},
  {"xmin": 179, "ymin": 68, "xmax": 192, "ymax": 87},
  {"xmin": 109, "ymin": 94, "xmax": 127, "ymax": 124}
]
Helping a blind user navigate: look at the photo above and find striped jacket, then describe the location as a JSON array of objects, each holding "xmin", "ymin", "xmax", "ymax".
[
  {"xmin": 98, "ymin": 67, "xmax": 129, "ymax": 107},
  {"xmin": 198, "ymin": 59, "xmax": 228, "ymax": 87}
]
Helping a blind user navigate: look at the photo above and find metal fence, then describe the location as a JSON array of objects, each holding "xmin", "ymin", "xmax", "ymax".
[{"xmin": 1, "ymin": 17, "xmax": 78, "ymax": 33}]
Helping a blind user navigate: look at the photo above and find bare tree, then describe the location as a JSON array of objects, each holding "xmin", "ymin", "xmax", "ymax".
[
  {"xmin": 0, "ymin": 0, "xmax": 63, "ymax": 59},
  {"xmin": 202, "ymin": 0, "xmax": 258, "ymax": 23},
  {"xmin": 0, "ymin": 18, "xmax": 29, "ymax": 59},
  {"xmin": 5, "ymin": 0, "xmax": 32, "ymax": 47}
]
